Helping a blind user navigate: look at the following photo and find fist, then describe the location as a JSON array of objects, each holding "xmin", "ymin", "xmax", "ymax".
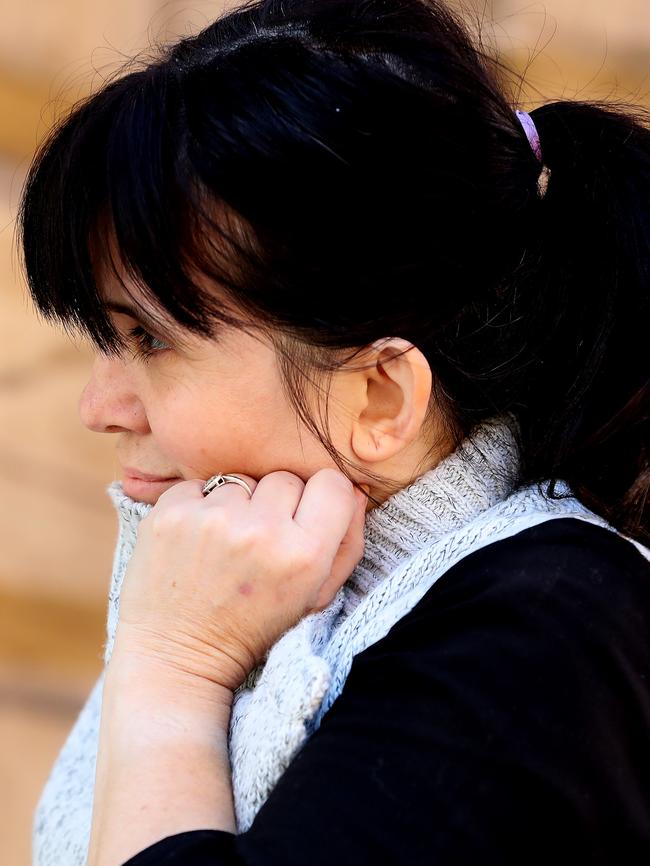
[{"xmin": 114, "ymin": 468, "xmax": 368, "ymax": 691}]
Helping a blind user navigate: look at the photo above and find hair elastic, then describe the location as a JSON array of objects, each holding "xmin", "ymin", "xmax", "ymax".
[
  {"xmin": 515, "ymin": 110, "xmax": 542, "ymax": 162},
  {"xmin": 515, "ymin": 109, "xmax": 550, "ymax": 198}
]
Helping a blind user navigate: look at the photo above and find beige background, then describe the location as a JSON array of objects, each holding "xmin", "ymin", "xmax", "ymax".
[{"xmin": 1, "ymin": 2, "xmax": 649, "ymax": 864}]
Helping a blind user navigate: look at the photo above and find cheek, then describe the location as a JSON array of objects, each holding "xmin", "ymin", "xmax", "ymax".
[{"xmin": 145, "ymin": 363, "xmax": 305, "ymax": 475}]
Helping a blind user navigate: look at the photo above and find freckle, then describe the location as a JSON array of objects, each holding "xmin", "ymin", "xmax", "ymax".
[
  {"xmin": 172, "ymin": 581, "xmax": 177, "ymax": 588},
  {"xmin": 239, "ymin": 582, "xmax": 254, "ymax": 596}
]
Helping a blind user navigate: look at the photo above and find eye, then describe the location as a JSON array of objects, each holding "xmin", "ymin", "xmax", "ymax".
[{"xmin": 127, "ymin": 325, "xmax": 172, "ymax": 362}]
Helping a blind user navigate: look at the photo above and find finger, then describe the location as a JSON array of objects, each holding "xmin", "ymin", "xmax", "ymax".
[
  {"xmin": 311, "ymin": 487, "xmax": 367, "ymax": 610},
  {"xmin": 249, "ymin": 470, "xmax": 305, "ymax": 519},
  {"xmin": 329, "ymin": 486, "xmax": 367, "ymax": 581},
  {"xmin": 202, "ymin": 473, "xmax": 258, "ymax": 506},
  {"xmin": 153, "ymin": 478, "xmax": 206, "ymax": 506},
  {"xmin": 292, "ymin": 468, "xmax": 358, "ymax": 562}
]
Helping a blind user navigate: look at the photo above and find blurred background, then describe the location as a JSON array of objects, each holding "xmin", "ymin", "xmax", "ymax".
[{"xmin": 1, "ymin": 1, "xmax": 649, "ymax": 863}]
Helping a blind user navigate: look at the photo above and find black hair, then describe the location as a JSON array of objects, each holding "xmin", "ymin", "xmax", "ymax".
[{"xmin": 18, "ymin": 0, "xmax": 649, "ymax": 544}]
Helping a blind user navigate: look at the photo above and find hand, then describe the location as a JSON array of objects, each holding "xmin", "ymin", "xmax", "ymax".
[{"xmin": 113, "ymin": 468, "xmax": 368, "ymax": 692}]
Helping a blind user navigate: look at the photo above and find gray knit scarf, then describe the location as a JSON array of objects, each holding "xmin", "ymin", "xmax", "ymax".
[{"xmin": 32, "ymin": 414, "xmax": 650, "ymax": 866}]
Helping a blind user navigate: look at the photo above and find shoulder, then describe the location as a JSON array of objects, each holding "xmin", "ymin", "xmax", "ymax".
[
  {"xmin": 449, "ymin": 514, "xmax": 650, "ymax": 592},
  {"xmin": 240, "ymin": 517, "xmax": 650, "ymax": 864},
  {"xmin": 348, "ymin": 517, "xmax": 650, "ymax": 717},
  {"xmin": 386, "ymin": 516, "xmax": 650, "ymax": 647}
]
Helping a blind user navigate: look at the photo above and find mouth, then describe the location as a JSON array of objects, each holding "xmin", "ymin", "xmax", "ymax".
[{"xmin": 120, "ymin": 467, "xmax": 183, "ymax": 502}]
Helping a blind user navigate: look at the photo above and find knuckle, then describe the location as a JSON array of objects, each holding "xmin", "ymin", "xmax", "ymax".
[
  {"xmin": 150, "ymin": 504, "xmax": 188, "ymax": 534},
  {"xmin": 197, "ymin": 507, "xmax": 229, "ymax": 537},
  {"xmin": 267, "ymin": 470, "xmax": 305, "ymax": 491},
  {"xmin": 315, "ymin": 467, "xmax": 354, "ymax": 494},
  {"xmin": 290, "ymin": 536, "xmax": 325, "ymax": 572},
  {"xmin": 230, "ymin": 520, "xmax": 269, "ymax": 551}
]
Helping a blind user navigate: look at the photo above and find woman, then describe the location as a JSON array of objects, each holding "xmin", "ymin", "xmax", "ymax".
[{"xmin": 20, "ymin": 0, "xmax": 650, "ymax": 864}]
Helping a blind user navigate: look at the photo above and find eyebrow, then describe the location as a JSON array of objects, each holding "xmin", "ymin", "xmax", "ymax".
[{"xmin": 104, "ymin": 301, "xmax": 171, "ymax": 335}]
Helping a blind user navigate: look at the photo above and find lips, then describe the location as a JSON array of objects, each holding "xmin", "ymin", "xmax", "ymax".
[
  {"xmin": 120, "ymin": 466, "xmax": 182, "ymax": 503},
  {"xmin": 121, "ymin": 466, "xmax": 180, "ymax": 482}
]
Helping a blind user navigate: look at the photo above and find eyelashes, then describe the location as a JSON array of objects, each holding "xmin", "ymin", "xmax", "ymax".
[{"xmin": 127, "ymin": 325, "xmax": 172, "ymax": 362}]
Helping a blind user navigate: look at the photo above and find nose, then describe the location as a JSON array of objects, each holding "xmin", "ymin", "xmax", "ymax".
[{"xmin": 79, "ymin": 353, "xmax": 149, "ymax": 435}]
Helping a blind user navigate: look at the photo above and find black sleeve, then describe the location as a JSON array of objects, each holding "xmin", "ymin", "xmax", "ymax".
[{"xmin": 121, "ymin": 518, "xmax": 650, "ymax": 866}]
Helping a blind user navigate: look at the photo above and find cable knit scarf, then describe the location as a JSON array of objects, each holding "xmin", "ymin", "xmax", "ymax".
[{"xmin": 32, "ymin": 415, "xmax": 650, "ymax": 866}]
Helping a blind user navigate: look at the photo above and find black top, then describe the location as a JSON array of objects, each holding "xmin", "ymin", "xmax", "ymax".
[{"xmin": 122, "ymin": 518, "xmax": 650, "ymax": 866}]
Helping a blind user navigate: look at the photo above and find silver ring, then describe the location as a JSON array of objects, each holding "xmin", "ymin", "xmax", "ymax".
[{"xmin": 202, "ymin": 473, "xmax": 254, "ymax": 498}]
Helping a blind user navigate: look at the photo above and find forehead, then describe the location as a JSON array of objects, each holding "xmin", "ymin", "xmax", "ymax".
[
  {"xmin": 91, "ymin": 228, "xmax": 184, "ymax": 332},
  {"xmin": 87, "ymin": 207, "xmax": 254, "ymax": 349},
  {"xmin": 101, "ymin": 276, "xmax": 176, "ymax": 337}
]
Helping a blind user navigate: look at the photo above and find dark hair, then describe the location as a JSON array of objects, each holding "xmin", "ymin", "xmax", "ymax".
[{"xmin": 18, "ymin": 0, "xmax": 649, "ymax": 544}]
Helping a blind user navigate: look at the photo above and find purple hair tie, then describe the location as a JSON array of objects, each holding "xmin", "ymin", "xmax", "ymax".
[
  {"xmin": 515, "ymin": 110, "xmax": 543, "ymax": 162},
  {"xmin": 515, "ymin": 109, "xmax": 550, "ymax": 197}
]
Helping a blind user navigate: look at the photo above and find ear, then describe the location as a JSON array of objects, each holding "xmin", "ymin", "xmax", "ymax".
[{"xmin": 349, "ymin": 338, "xmax": 432, "ymax": 464}]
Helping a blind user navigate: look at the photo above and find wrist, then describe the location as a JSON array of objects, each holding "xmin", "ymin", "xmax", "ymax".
[
  {"xmin": 112, "ymin": 620, "xmax": 251, "ymax": 691},
  {"xmin": 89, "ymin": 644, "xmax": 237, "ymax": 866},
  {"xmin": 105, "ymin": 640, "xmax": 235, "ymax": 741}
]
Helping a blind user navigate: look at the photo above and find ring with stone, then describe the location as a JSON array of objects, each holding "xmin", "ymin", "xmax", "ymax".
[{"xmin": 202, "ymin": 473, "xmax": 254, "ymax": 498}]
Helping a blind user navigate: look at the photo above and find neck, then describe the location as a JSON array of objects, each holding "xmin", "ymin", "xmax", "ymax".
[
  {"xmin": 363, "ymin": 418, "xmax": 459, "ymax": 512},
  {"xmin": 347, "ymin": 413, "xmax": 521, "ymax": 593}
]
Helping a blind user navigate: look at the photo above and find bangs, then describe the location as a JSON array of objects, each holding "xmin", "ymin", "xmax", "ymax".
[
  {"xmin": 18, "ymin": 22, "xmax": 477, "ymax": 358},
  {"xmin": 17, "ymin": 63, "xmax": 257, "ymax": 355}
]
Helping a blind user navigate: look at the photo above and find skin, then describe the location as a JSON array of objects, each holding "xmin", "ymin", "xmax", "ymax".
[
  {"xmin": 81, "ymin": 260, "xmax": 456, "ymax": 866},
  {"xmin": 79, "ymin": 265, "xmax": 452, "ymax": 508}
]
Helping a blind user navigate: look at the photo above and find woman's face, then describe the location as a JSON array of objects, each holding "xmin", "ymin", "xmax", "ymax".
[{"xmin": 79, "ymin": 277, "xmax": 348, "ymax": 505}]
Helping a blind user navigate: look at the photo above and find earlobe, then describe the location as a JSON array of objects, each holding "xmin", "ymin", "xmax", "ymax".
[{"xmin": 350, "ymin": 338, "xmax": 432, "ymax": 464}]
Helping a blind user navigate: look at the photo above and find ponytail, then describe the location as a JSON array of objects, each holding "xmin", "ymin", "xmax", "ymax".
[{"xmin": 515, "ymin": 100, "xmax": 650, "ymax": 543}]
